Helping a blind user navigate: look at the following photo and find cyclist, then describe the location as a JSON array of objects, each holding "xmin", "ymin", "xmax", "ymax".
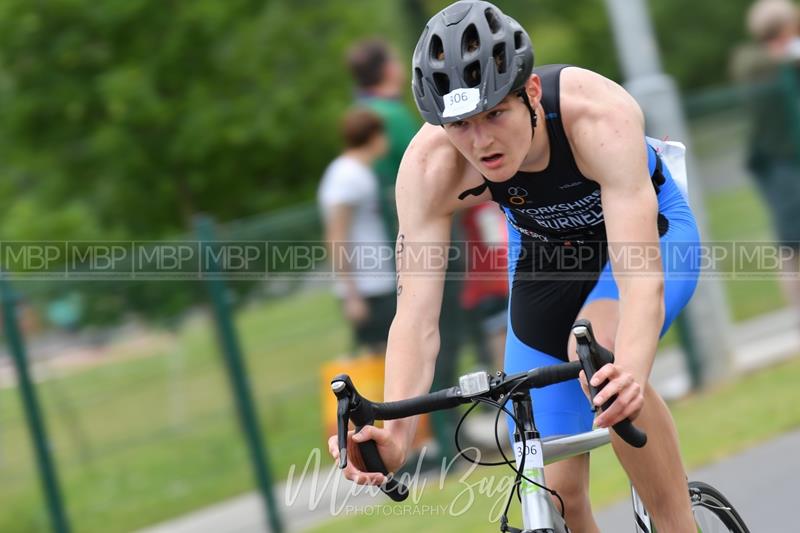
[{"xmin": 329, "ymin": 1, "xmax": 700, "ymax": 531}]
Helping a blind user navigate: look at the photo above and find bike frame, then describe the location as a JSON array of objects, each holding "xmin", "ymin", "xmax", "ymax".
[{"xmin": 510, "ymin": 393, "xmax": 653, "ymax": 532}]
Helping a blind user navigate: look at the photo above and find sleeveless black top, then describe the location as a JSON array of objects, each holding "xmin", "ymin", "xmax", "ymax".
[{"xmin": 459, "ymin": 64, "xmax": 667, "ymax": 243}]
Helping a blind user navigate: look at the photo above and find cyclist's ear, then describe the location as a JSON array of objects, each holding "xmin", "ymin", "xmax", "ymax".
[{"xmin": 522, "ymin": 74, "xmax": 542, "ymax": 108}]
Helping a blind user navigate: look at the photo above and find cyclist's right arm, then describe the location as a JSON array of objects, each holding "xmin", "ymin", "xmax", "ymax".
[
  {"xmin": 328, "ymin": 125, "xmax": 488, "ymax": 485},
  {"xmin": 383, "ymin": 133, "xmax": 464, "ymax": 460}
]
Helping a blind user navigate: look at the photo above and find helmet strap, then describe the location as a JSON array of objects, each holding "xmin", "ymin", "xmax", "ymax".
[{"xmin": 517, "ymin": 89, "xmax": 538, "ymax": 142}]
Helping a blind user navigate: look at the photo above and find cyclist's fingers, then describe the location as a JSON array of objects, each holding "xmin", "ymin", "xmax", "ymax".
[
  {"xmin": 596, "ymin": 381, "xmax": 642, "ymax": 427},
  {"xmin": 329, "ymin": 430, "xmax": 360, "ymax": 462},
  {"xmin": 342, "ymin": 461, "xmax": 387, "ymax": 486},
  {"xmin": 357, "ymin": 472, "xmax": 388, "ymax": 486},
  {"xmin": 592, "ymin": 373, "xmax": 633, "ymax": 407},
  {"xmin": 595, "ymin": 386, "xmax": 627, "ymax": 426},
  {"xmin": 603, "ymin": 394, "xmax": 643, "ymax": 427},
  {"xmin": 347, "ymin": 429, "xmax": 392, "ymax": 475},
  {"xmin": 328, "ymin": 435, "xmax": 339, "ymax": 461},
  {"xmin": 589, "ymin": 363, "xmax": 618, "ymax": 387},
  {"xmin": 352, "ymin": 424, "xmax": 385, "ymax": 444},
  {"xmin": 596, "ymin": 403, "xmax": 625, "ymax": 428},
  {"xmin": 616, "ymin": 385, "xmax": 645, "ymax": 421}
]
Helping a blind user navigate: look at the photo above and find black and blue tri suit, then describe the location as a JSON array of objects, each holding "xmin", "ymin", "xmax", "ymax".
[{"xmin": 462, "ymin": 65, "xmax": 700, "ymax": 437}]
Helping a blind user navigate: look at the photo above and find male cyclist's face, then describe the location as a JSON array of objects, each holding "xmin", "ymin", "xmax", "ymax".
[{"xmin": 442, "ymin": 94, "xmax": 532, "ymax": 181}]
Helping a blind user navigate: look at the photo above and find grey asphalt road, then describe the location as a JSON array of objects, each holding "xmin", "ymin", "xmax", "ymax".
[{"xmin": 596, "ymin": 429, "xmax": 800, "ymax": 532}]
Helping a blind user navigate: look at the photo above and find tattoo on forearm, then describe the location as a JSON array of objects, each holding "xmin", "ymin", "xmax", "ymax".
[{"xmin": 396, "ymin": 234, "xmax": 405, "ymax": 296}]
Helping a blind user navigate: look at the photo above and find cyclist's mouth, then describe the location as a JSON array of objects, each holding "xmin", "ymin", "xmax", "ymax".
[{"xmin": 481, "ymin": 153, "xmax": 504, "ymax": 169}]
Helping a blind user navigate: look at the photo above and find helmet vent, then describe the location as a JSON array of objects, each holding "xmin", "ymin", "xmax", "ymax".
[
  {"xmin": 485, "ymin": 8, "xmax": 501, "ymax": 34},
  {"xmin": 492, "ymin": 43, "xmax": 507, "ymax": 74},
  {"xmin": 464, "ymin": 61, "xmax": 481, "ymax": 88},
  {"xmin": 414, "ymin": 68, "xmax": 425, "ymax": 97},
  {"xmin": 462, "ymin": 24, "xmax": 480, "ymax": 58},
  {"xmin": 430, "ymin": 34, "xmax": 445, "ymax": 61},
  {"xmin": 514, "ymin": 31, "xmax": 524, "ymax": 50},
  {"xmin": 433, "ymin": 72, "xmax": 450, "ymax": 95}
]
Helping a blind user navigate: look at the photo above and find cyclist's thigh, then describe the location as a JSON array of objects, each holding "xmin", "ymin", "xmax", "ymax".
[
  {"xmin": 503, "ymin": 266, "xmax": 599, "ymax": 438},
  {"xmin": 581, "ymin": 220, "xmax": 700, "ymax": 338}
]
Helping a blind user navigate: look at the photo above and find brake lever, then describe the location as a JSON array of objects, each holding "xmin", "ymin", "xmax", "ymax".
[
  {"xmin": 573, "ymin": 320, "xmax": 603, "ymax": 411},
  {"xmin": 330, "ymin": 374, "xmax": 409, "ymax": 501},
  {"xmin": 332, "ymin": 379, "xmax": 350, "ymax": 469},
  {"xmin": 572, "ymin": 320, "xmax": 647, "ymax": 448}
]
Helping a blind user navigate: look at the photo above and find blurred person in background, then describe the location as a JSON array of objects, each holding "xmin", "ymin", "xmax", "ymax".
[
  {"xmin": 347, "ymin": 38, "xmax": 419, "ymax": 239},
  {"xmin": 730, "ymin": 0, "xmax": 800, "ymax": 315},
  {"xmin": 318, "ymin": 108, "xmax": 395, "ymax": 355}
]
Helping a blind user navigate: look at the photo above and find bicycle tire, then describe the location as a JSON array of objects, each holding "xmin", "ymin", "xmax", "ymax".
[{"xmin": 689, "ymin": 480, "xmax": 749, "ymax": 533}]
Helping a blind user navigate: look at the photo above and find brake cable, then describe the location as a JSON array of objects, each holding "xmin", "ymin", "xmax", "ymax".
[{"xmin": 451, "ymin": 376, "xmax": 566, "ymax": 521}]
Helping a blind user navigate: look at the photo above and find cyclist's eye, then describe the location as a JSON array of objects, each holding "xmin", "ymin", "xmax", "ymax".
[
  {"xmin": 449, "ymin": 121, "xmax": 467, "ymax": 129},
  {"xmin": 488, "ymin": 110, "xmax": 504, "ymax": 120}
]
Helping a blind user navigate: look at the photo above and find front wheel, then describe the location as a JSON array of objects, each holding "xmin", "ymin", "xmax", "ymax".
[{"xmin": 689, "ymin": 481, "xmax": 749, "ymax": 533}]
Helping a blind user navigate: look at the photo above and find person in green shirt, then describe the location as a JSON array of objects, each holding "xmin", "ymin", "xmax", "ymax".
[
  {"xmin": 730, "ymin": 0, "xmax": 800, "ymax": 314},
  {"xmin": 346, "ymin": 38, "xmax": 419, "ymax": 239}
]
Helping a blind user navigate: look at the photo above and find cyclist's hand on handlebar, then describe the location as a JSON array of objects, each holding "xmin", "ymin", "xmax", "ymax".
[
  {"xmin": 589, "ymin": 363, "xmax": 644, "ymax": 428},
  {"xmin": 327, "ymin": 425, "xmax": 406, "ymax": 486}
]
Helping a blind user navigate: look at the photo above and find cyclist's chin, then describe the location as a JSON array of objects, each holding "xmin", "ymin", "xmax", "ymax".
[{"xmin": 480, "ymin": 159, "xmax": 517, "ymax": 182}]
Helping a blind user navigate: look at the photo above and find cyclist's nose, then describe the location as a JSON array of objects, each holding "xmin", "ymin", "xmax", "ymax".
[{"xmin": 472, "ymin": 124, "xmax": 494, "ymax": 152}]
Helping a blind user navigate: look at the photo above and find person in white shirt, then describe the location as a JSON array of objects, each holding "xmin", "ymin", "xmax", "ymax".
[{"xmin": 318, "ymin": 108, "xmax": 396, "ymax": 354}]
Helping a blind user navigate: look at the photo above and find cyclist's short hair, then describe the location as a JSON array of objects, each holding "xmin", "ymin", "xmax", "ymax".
[
  {"xmin": 346, "ymin": 38, "xmax": 391, "ymax": 89},
  {"xmin": 341, "ymin": 107, "xmax": 384, "ymax": 149},
  {"xmin": 748, "ymin": 0, "xmax": 800, "ymax": 42}
]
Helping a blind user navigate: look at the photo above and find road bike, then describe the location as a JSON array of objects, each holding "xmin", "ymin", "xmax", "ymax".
[{"xmin": 332, "ymin": 319, "xmax": 749, "ymax": 532}]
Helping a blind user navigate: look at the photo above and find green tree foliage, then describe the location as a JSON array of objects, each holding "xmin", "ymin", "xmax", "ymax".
[
  {"xmin": 0, "ymin": 0, "xmax": 762, "ymax": 241},
  {"xmin": 650, "ymin": 0, "xmax": 754, "ymax": 90},
  {"xmin": 0, "ymin": 0, "xmax": 410, "ymax": 240}
]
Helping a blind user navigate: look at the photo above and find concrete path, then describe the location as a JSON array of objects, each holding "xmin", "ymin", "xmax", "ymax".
[{"xmin": 597, "ymin": 429, "xmax": 800, "ymax": 532}]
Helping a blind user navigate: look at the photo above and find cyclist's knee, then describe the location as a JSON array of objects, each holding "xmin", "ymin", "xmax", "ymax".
[
  {"xmin": 547, "ymin": 471, "xmax": 590, "ymax": 512},
  {"xmin": 550, "ymin": 489, "xmax": 592, "ymax": 523}
]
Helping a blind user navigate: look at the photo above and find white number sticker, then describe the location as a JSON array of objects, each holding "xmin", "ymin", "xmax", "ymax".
[
  {"xmin": 514, "ymin": 439, "xmax": 544, "ymax": 469},
  {"xmin": 442, "ymin": 87, "xmax": 480, "ymax": 118}
]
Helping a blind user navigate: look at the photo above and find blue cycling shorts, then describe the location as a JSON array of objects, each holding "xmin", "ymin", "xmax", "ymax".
[{"xmin": 503, "ymin": 146, "xmax": 700, "ymax": 438}]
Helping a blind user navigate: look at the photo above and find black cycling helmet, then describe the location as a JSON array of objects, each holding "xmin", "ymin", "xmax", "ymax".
[{"xmin": 412, "ymin": 0, "xmax": 534, "ymax": 125}]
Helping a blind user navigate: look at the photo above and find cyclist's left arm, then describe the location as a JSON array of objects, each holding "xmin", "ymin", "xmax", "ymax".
[{"xmin": 566, "ymin": 70, "xmax": 664, "ymax": 426}]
